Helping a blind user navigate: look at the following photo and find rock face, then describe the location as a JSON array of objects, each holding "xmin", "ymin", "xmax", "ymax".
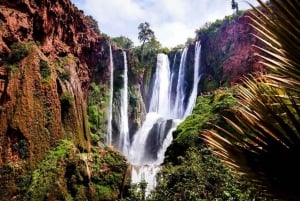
[
  {"xmin": 199, "ymin": 12, "xmax": 263, "ymax": 90},
  {"xmin": 0, "ymin": 0, "xmax": 115, "ymax": 199}
]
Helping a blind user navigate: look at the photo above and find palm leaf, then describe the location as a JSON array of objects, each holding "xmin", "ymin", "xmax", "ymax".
[{"xmin": 203, "ymin": 0, "xmax": 300, "ymax": 200}]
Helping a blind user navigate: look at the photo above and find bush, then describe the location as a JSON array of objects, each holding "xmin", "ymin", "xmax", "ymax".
[
  {"xmin": 12, "ymin": 139, "xmax": 30, "ymax": 159},
  {"xmin": 10, "ymin": 42, "xmax": 29, "ymax": 63},
  {"xmin": 24, "ymin": 140, "xmax": 74, "ymax": 201},
  {"xmin": 39, "ymin": 59, "xmax": 51, "ymax": 80},
  {"xmin": 111, "ymin": 36, "xmax": 134, "ymax": 49}
]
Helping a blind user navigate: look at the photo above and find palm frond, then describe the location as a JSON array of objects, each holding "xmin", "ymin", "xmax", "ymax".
[{"xmin": 203, "ymin": 0, "xmax": 300, "ymax": 200}]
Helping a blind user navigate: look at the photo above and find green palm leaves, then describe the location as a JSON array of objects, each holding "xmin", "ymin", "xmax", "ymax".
[{"xmin": 202, "ymin": 0, "xmax": 300, "ymax": 200}]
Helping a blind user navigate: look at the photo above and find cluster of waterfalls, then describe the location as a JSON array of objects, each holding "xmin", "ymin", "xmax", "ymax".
[{"xmin": 106, "ymin": 41, "xmax": 202, "ymax": 193}]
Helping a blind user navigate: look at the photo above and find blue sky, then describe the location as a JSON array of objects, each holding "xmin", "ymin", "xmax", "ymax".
[{"xmin": 71, "ymin": 0, "xmax": 262, "ymax": 48}]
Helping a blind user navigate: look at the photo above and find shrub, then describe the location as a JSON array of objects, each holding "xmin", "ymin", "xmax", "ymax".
[
  {"xmin": 39, "ymin": 59, "xmax": 51, "ymax": 80},
  {"xmin": 12, "ymin": 139, "xmax": 30, "ymax": 159},
  {"xmin": 24, "ymin": 140, "xmax": 73, "ymax": 201},
  {"xmin": 10, "ymin": 42, "xmax": 29, "ymax": 63}
]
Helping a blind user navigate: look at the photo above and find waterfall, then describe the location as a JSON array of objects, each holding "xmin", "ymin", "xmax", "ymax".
[
  {"xmin": 118, "ymin": 51, "xmax": 130, "ymax": 156},
  {"xmin": 168, "ymin": 52, "xmax": 178, "ymax": 112},
  {"xmin": 106, "ymin": 44, "xmax": 114, "ymax": 145},
  {"xmin": 129, "ymin": 43, "xmax": 202, "ymax": 194},
  {"xmin": 173, "ymin": 48, "xmax": 188, "ymax": 119},
  {"xmin": 148, "ymin": 54, "xmax": 171, "ymax": 117},
  {"xmin": 108, "ymin": 43, "xmax": 202, "ymax": 195},
  {"xmin": 129, "ymin": 54, "xmax": 181, "ymax": 194},
  {"xmin": 184, "ymin": 41, "xmax": 201, "ymax": 117}
]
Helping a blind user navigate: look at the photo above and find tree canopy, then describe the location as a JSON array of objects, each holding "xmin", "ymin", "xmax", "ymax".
[
  {"xmin": 111, "ymin": 36, "xmax": 134, "ymax": 49},
  {"xmin": 138, "ymin": 22, "xmax": 155, "ymax": 52}
]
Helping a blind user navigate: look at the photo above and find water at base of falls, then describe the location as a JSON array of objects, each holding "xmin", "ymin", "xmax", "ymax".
[{"xmin": 129, "ymin": 113, "xmax": 181, "ymax": 194}]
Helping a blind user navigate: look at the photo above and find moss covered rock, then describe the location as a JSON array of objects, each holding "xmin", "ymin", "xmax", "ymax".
[{"xmin": 23, "ymin": 141, "xmax": 130, "ymax": 201}]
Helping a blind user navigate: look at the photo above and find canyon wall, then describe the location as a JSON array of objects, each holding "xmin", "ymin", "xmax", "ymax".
[
  {"xmin": 198, "ymin": 12, "xmax": 263, "ymax": 91},
  {"xmin": 0, "ymin": 0, "xmax": 130, "ymax": 199}
]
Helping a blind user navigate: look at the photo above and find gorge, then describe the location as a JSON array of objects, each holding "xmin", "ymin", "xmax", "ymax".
[{"xmin": 0, "ymin": 0, "xmax": 267, "ymax": 200}]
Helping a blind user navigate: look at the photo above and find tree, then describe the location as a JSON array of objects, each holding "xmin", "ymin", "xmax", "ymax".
[
  {"xmin": 111, "ymin": 36, "xmax": 134, "ymax": 49},
  {"xmin": 138, "ymin": 22, "xmax": 155, "ymax": 54},
  {"xmin": 203, "ymin": 0, "xmax": 300, "ymax": 200},
  {"xmin": 231, "ymin": 0, "xmax": 238, "ymax": 14}
]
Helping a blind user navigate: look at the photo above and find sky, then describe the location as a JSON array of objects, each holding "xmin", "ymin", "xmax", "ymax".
[{"xmin": 71, "ymin": 0, "xmax": 262, "ymax": 48}]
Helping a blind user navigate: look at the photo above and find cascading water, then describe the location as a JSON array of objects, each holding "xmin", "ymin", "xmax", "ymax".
[
  {"xmin": 173, "ymin": 47, "xmax": 188, "ymax": 119},
  {"xmin": 106, "ymin": 44, "xmax": 114, "ymax": 145},
  {"xmin": 107, "ymin": 42, "xmax": 202, "ymax": 195},
  {"xmin": 128, "ymin": 43, "xmax": 202, "ymax": 194},
  {"xmin": 118, "ymin": 51, "xmax": 130, "ymax": 156},
  {"xmin": 184, "ymin": 41, "xmax": 201, "ymax": 117}
]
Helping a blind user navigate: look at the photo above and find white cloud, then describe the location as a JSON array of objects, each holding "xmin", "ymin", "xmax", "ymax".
[{"xmin": 72, "ymin": 0, "xmax": 263, "ymax": 48}]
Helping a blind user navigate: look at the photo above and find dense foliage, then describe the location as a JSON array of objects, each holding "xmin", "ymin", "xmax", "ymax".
[
  {"xmin": 87, "ymin": 82, "xmax": 110, "ymax": 145},
  {"xmin": 9, "ymin": 42, "xmax": 30, "ymax": 62},
  {"xmin": 24, "ymin": 140, "xmax": 129, "ymax": 201},
  {"xmin": 112, "ymin": 36, "xmax": 134, "ymax": 49}
]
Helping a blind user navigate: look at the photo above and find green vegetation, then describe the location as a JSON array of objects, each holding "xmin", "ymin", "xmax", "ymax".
[
  {"xmin": 24, "ymin": 140, "xmax": 128, "ymax": 201},
  {"xmin": 203, "ymin": 1, "xmax": 300, "ymax": 200},
  {"xmin": 54, "ymin": 56, "xmax": 73, "ymax": 69},
  {"xmin": 39, "ymin": 59, "xmax": 51, "ymax": 81},
  {"xmin": 165, "ymin": 89, "xmax": 236, "ymax": 162},
  {"xmin": 111, "ymin": 36, "xmax": 134, "ymax": 49},
  {"xmin": 196, "ymin": 12, "xmax": 243, "ymax": 37},
  {"xmin": 87, "ymin": 82, "xmax": 110, "ymax": 144},
  {"xmin": 138, "ymin": 22, "xmax": 155, "ymax": 54},
  {"xmin": 149, "ymin": 147, "xmax": 261, "ymax": 201},
  {"xmin": 60, "ymin": 92, "xmax": 74, "ymax": 108},
  {"xmin": 4, "ymin": 41, "xmax": 38, "ymax": 74},
  {"xmin": 25, "ymin": 140, "xmax": 74, "ymax": 201},
  {"xmin": 55, "ymin": 56, "xmax": 72, "ymax": 81},
  {"xmin": 9, "ymin": 42, "xmax": 29, "ymax": 63},
  {"xmin": 12, "ymin": 139, "xmax": 30, "ymax": 159},
  {"xmin": 122, "ymin": 90, "xmax": 263, "ymax": 200},
  {"xmin": 5, "ymin": 64, "xmax": 18, "ymax": 73}
]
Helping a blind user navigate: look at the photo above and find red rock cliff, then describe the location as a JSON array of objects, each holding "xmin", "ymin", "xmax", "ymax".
[
  {"xmin": 199, "ymin": 11, "xmax": 263, "ymax": 90},
  {"xmin": 0, "ymin": 0, "xmax": 112, "ymax": 197}
]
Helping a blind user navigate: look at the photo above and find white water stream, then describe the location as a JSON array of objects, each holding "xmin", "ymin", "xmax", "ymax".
[
  {"xmin": 106, "ymin": 44, "xmax": 114, "ymax": 145},
  {"xmin": 118, "ymin": 51, "xmax": 130, "ymax": 156}
]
